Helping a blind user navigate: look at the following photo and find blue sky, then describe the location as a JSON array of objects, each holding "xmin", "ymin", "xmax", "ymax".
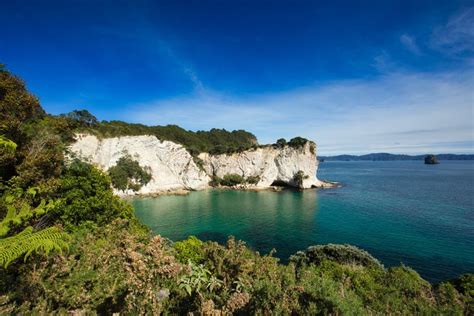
[{"xmin": 1, "ymin": 0, "xmax": 473, "ymax": 155}]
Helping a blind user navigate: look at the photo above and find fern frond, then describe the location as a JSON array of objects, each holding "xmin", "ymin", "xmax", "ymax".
[
  {"xmin": 0, "ymin": 198, "xmax": 54, "ymax": 237},
  {"xmin": 0, "ymin": 135, "xmax": 17, "ymax": 151},
  {"xmin": 0, "ymin": 226, "xmax": 70, "ymax": 268}
]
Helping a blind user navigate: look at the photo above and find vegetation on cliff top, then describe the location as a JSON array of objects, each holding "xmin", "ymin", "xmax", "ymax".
[{"xmin": 1, "ymin": 65, "xmax": 472, "ymax": 314}]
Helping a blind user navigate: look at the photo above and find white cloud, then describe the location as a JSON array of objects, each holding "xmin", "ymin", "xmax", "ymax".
[
  {"xmin": 120, "ymin": 68, "xmax": 474, "ymax": 155},
  {"xmin": 431, "ymin": 7, "xmax": 474, "ymax": 56},
  {"xmin": 400, "ymin": 34, "xmax": 422, "ymax": 55}
]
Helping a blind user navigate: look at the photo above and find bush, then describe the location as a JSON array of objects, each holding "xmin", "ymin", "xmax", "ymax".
[
  {"xmin": 220, "ymin": 174, "xmax": 245, "ymax": 186},
  {"xmin": 209, "ymin": 175, "xmax": 222, "ymax": 187},
  {"xmin": 61, "ymin": 109, "xmax": 98, "ymax": 127},
  {"xmin": 290, "ymin": 244, "xmax": 384, "ymax": 269},
  {"xmin": 9, "ymin": 220, "xmax": 182, "ymax": 315},
  {"xmin": 108, "ymin": 154, "xmax": 152, "ymax": 192},
  {"xmin": 76, "ymin": 119, "xmax": 258, "ymax": 156},
  {"xmin": 288, "ymin": 137, "xmax": 308, "ymax": 148},
  {"xmin": 293, "ymin": 170, "xmax": 309, "ymax": 188},
  {"xmin": 246, "ymin": 175, "xmax": 260, "ymax": 185},
  {"xmin": 54, "ymin": 160, "xmax": 134, "ymax": 229},
  {"xmin": 174, "ymin": 236, "xmax": 205, "ymax": 264},
  {"xmin": 275, "ymin": 138, "xmax": 287, "ymax": 148}
]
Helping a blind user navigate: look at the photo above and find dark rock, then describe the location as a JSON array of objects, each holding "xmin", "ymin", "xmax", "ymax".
[{"xmin": 424, "ymin": 154, "xmax": 439, "ymax": 164}]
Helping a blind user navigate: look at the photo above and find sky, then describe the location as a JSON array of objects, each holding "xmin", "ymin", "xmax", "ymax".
[{"xmin": 0, "ymin": 0, "xmax": 473, "ymax": 155}]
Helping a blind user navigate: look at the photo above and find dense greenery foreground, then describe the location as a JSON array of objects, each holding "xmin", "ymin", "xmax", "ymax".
[{"xmin": 0, "ymin": 65, "xmax": 472, "ymax": 315}]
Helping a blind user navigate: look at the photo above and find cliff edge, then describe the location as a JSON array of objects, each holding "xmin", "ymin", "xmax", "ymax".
[{"xmin": 69, "ymin": 134, "xmax": 330, "ymax": 195}]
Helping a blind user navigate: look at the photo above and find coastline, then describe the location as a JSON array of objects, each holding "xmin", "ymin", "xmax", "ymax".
[{"xmin": 121, "ymin": 180, "xmax": 340, "ymax": 199}]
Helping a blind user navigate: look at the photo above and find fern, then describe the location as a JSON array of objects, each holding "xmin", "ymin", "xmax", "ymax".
[
  {"xmin": 0, "ymin": 226, "xmax": 70, "ymax": 268},
  {"xmin": 0, "ymin": 192, "xmax": 56, "ymax": 237},
  {"xmin": 0, "ymin": 135, "xmax": 17, "ymax": 152}
]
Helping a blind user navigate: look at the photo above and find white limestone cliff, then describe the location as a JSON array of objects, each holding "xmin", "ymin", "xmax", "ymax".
[
  {"xmin": 69, "ymin": 134, "xmax": 327, "ymax": 196},
  {"xmin": 198, "ymin": 141, "xmax": 324, "ymax": 189}
]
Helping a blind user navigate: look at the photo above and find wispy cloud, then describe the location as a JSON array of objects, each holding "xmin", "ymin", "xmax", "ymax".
[
  {"xmin": 94, "ymin": 20, "xmax": 205, "ymax": 92},
  {"xmin": 400, "ymin": 34, "xmax": 422, "ymax": 55},
  {"xmin": 431, "ymin": 7, "xmax": 474, "ymax": 57},
  {"xmin": 120, "ymin": 68, "xmax": 473, "ymax": 155}
]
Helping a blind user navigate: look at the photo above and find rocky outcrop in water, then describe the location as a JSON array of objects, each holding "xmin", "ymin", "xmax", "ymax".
[
  {"xmin": 424, "ymin": 154, "xmax": 439, "ymax": 164},
  {"xmin": 69, "ymin": 134, "xmax": 329, "ymax": 195}
]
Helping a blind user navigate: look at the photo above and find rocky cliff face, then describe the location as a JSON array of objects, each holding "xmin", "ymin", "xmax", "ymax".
[
  {"xmin": 69, "ymin": 134, "xmax": 326, "ymax": 195},
  {"xmin": 198, "ymin": 142, "xmax": 323, "ymax": 188}
]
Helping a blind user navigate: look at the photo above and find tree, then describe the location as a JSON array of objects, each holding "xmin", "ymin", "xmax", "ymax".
[
  {"xmin": 220, "ymin": 174, "xmax": 245, "ymax": 186},
  {"xmin": 293, "ymin": 170, "xmax": 309, "ymax": 188},
  {"xmin": 55, "ymin": 160, "xmax": 134, "ymax": 228},
  {"xmin": 288, "ymin": 137, "xmax": 308, "ymax": 148},
  {"xmin": 108, "ymin": 154, "xmax": 152, "ymax": 192},
  {"xmin": 62, "ymin": 109, "xmax": 98, "ymax": 127},
  {"xmin": 14, "ymin": 128, "xmax": 64, "ymax": 187},
  {"xmin": 276, "ymin": 138, "xmax": 287, "ymax": 147},
  {"xmin": 0, "ymin": 65, "xmax": 44, "ymax": 145}
]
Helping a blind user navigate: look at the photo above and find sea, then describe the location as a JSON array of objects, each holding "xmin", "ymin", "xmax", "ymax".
[{"xmin": 132, "ymin": 161, "xmax": 474, "ymax": 283}]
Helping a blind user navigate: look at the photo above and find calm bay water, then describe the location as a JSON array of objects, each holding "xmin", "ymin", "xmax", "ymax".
[{"xmin": 132, "ymin": 161, "xmax": 474, "ymax": 283}]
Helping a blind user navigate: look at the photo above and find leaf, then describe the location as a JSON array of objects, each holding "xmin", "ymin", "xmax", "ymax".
[{"xmin": 0, "ymin": 226, "xmax": 70, "ymax": 268}]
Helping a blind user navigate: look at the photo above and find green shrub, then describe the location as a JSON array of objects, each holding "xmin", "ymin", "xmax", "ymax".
[
  {"xmin": 192, "ymin": 156, "xmax": 205, "ymax": 172},
  {"xmin": 220, "ymin": 174, "xmax": 245, "ymax": 186},
  {"xmin": 290, "ymin": 244, "xmax": 384, "ymax": 269},
  {"xmin": 246, "ymin": 175, "xmax": 260, "ymax": 185},
  {"xmin": 209, "ymin": 175, "xmax": 222, "ymax": 187},
  {"xmin": 8, "ymin": 221, "xmax": 183, "ymax": 315},
  {"xmin": 288, "ymin": 137, "xmax": 308, "ymax": 148},
  {"xmin": 275, "ymin": 138, "xmax": 287, "ymax": 148},
  {"xmin": 108, "ymin": 154, "xmax": 152, "ymax": 192},
  {"xmin": 54, "ymin": 160, "xmax": 134, "ymax": 229},
  {"xmin": 174, "ymin": 236, "xmax": 205, "ymax": 264},
  {"xmin": 77, "ymin": 119, "xmax": 258, "ymax": 156},
  {"xmin": 293, "ymin": 170, "xmax": 309, "ymax": 187}
]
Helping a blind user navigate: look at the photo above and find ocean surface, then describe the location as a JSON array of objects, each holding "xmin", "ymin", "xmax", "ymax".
[{"xmin": 132, "ymin": 161, "xmax": 474, "ymax": 283}]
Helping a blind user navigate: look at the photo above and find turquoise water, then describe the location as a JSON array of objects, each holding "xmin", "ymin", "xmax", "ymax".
[{"xmin": 132, "ymin": 161, "xmax": 474, "ymax": 283}]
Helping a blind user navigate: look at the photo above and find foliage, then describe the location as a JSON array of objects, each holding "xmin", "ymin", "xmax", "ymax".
[
  {"xmin": 108, "ymin": 154, "xmax": 152, "ymax": 192},
  {"xmin": 209, "ymin": 175, "xmax": 222, "ymax": 187},
  {"xmin": 0, "ymin": 188, "xmax": 56, "ymax": 237},
  {"xmin": 4, "ymin": 221, "xmax": 181, "ymax": 314},
  {"xmin": 174, "ymin": 236, "xmax": 205, "ymax": 264},
  {"xmin": 179, "ymin": 260, "xmax": 223, "ymax": 296},
  {"xmin": 53, "ymin": 159, "xmax": 134, "ymax": 229},
  {"xmin": 13, "ymin": 128, "xmax": 64, "ymax": 187},
  {"xmin": 275, "ymin": 138, "xmax": 287, "ymax": 147},
  {"xmin": 288, "ymin": 136, "xmax": 308, "ymax": 148},
  {"xmin": 61, "ymin": 109, "xmax": 98, "ymax": 127},
  {"xmin": 291, "ymin": 244, "xmax": 384, "ymax": 269},
  {"xmin": 445, "ymin": 274, "xmax": 474, "ymax": 314},
  {"xmin": 220, "ymin": 173, "xmax": 245, "ymax": 186},
  {"xmin": 293, "ymin": 170, "xmax": 309, "ymax": 187},
  {"xmin": 192, "ymin": 156, "xmax": 205, "ymax": 172},
  {"xmin": 0, "ymin": 64, "xmax": 471, "ymax": 315},
  {"xmin": 246, "ymin": 175, "xmax": 260, "ymax": 185},
  {"xmin": 0, "ymin": 136, "xmax": 17, "ymax": 180},
  {"xmin": 0, "ymin": 65, "xmax": 44, "ymax": 145},
  {"xmin": 0, "ymin": 135, "xmax": 16, "ymax": 151},
  {"xmin": 77, "ymin": 120, "xmax": 258, "ymax": 155},
  {"xmin": 0, "ymin": 226, "xmax": 69, "ymax": 268}
]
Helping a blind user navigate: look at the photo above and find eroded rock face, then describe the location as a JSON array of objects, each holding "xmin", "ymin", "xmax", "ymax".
[
  {"xmin": 198, "ymin": 142, "xmax": 323, "ymax": 189},
  {"xmin": 69, "ymin": 134, "xmax": 325, "ymax": 195},
  {"xmin": 69, "ymin": 134, "xmax": 210, "ymax": 195}
]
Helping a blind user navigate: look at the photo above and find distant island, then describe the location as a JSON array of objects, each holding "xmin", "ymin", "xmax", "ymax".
[
  {"xmin": 424, "ymin": 154, "xmax": 440, "ymax": 164},
  {"xmin": 319, "ymin": 153, "xmax": 474, "ymax": 161}
]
